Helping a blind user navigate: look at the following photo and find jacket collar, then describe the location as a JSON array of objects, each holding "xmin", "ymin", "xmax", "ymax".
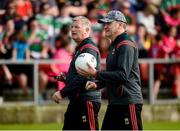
[
  {"xmin": 112, "ymin": 31, "xmax": 129, "ymax": 46},
  {"xmin": 75, "ymin": 37, "xmax": 92, "ymax": 51}
]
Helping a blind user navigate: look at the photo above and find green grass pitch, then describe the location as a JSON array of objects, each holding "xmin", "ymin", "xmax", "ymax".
[{"xmin": 0, "ymin": 121, "xmax": 180, "ymax": 130}]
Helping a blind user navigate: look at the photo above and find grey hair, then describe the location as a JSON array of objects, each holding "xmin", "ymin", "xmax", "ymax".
[{"xmin": 73, "ymin": 16, "xmax": 92, "ymax": 30}]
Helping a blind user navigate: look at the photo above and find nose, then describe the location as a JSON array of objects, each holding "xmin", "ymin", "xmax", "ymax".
[{"xmin": 71, "ymin": 27, "xmax": 75, "ymax": 31}]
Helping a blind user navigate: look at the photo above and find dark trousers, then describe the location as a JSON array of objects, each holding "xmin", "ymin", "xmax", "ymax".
[
  {"xmin": 101, "ymin": 104, "xmax": 143, "ymax": 130},
  {"xmin": 62, "ymin": 101, "xmax": 101, "ymax": 130}
]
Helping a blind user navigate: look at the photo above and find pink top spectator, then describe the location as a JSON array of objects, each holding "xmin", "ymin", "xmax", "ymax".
[
  {"xmin": 16, "ymin": 0, "xmax": 32, "ymax": 18},
  {"xmin": 162, "ymin": 35, "xmax": 176, "ymax": 54},
  {"xmin": 51, "ymin": 48, "xmax": 72, "ymax": 91},
  {"xmin": 164, "ymin": 14, "xmax": 180, "ymax": 26}
]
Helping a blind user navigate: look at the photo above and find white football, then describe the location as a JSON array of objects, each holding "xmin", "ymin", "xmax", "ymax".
[{"xmin": 75, "ymin": 53, "xmax": 97, "ymax": 71}]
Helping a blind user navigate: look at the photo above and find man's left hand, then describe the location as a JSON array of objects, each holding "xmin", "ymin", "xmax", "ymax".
[
  {"xmin": 86, "ymin": 81, "xmax": 97, "ymax": 90},
  {"xmin": 52, "ymin": 91, "xmax": 63, "ymax": 104}
]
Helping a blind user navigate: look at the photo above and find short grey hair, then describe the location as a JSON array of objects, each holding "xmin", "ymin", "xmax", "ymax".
[{"xmin": 73, "ymin": 16, "xmax": 91, "ymax": 30}]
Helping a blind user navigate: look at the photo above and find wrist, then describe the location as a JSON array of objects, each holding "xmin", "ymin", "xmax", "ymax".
[
  {"xmin": 94, "ymin": 70, "xmax": 98, "ymax": 78},
  {"xmin": 60, "ymin": 90, "xmax": 65, "ymax": 98}
]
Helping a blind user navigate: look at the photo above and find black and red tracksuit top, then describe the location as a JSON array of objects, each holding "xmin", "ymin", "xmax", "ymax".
[
  {"xmin": 60, "ymin": 37, "xmax": 101, "ymax": 104},
  {"xmin": 96, "ymin": 32, "xmax": 143, "ymax": 105}
]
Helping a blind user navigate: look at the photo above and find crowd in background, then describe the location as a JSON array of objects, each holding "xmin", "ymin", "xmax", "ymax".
[{"xmin": 0, "ymin": 0, "xmax": 179, "ymax": 100}]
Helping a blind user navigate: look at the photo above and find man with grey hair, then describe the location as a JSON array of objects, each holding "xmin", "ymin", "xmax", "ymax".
[
  {"xmin": 52, "ymin": 16, "xmax": 101, "ymax": 130},
  {"xmin": 77, "ymin": 10, "xmax": 143, "ymax": 130}
]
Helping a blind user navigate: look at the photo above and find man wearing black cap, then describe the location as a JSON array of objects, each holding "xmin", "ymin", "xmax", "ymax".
[{"xmin": 77, "ymin": 10, "xmax": 143, "ymax": 130}]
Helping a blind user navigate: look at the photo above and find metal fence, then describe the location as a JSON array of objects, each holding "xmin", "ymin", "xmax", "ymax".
[{"xmin": 0, "ymin": 58, "xmax": 180, "ymax": 105}]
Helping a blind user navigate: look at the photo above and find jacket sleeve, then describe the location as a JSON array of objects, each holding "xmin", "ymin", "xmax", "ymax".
[
  {"xmin": 60, "ymin": 48, "xmax": 100, "ymax": 98},
  {"xmin": 96, "ymin": 45, "xmax": 135, "ymax": 83},
  {"xmin": 60, "ymin": 74, "xmax": 88, "ymax": 98}
]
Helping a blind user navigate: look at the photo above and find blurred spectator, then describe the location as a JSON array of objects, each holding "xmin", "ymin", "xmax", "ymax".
[
  {"xmin": 171, "ymin": 37, "xmax": 180, "ymax": 98},
  {"xmin": 134, "ymin": 23, "xmax": 152, "ymax": 58},
  {"xmin": 61, "ymin": 0, "xmax": 88, "ymax": 17},
  {"xmin": 31, "ymin": 0, "xmax": 59, "ymax": 16},
  {"xmin": 0, "ymin": 64, "xmax": 29, "ymax": 95},
  {"xmin": 56, "ymin": 6, "xmax": 72, "ymax": 30},
  {"xmin": 35, "ymin": 2, "xmax": 61, "ymax": 53},
  {"xmin": 14, "ymin": 0, "xmax": 33, "ymax": 21},
  {"xmin": 130, "ymin": 0, "xmax": 147, "ymax": 12},
  {"xmin": 134, "ymin": 23, "xmax": 152, "ymax": 84},
  {"xmin": 2, "ymin": 19, "xmax": 15, "ymax": 44},
  {"xmin": 39, "ymin": 63, "xmax": 54, "ymax": 100},
  {"xmin": 0, "ymin": 0, "xmax": 11, "ymax": 15},
  {"xmin": 160, "ymin": 0, "xmax": 180, "ymax": 10},
  {"xmin": 161, "ymin": 26, "xmax": 177, "ymax": 58},
  {"xmin": 60, "ymin": 24, "xmax": 71, "ymax": 38},
  {"xmin": 149, "ymin": 34, "xmax": 165, "ymax": 98},
  {"xmin": 0, "ymin": 65, "xmax": 12, "ymax": 96},
  {"xmin": 149, "ymin": 34, "xmax": 164, "ymax": 59},
  {"xmin": 1, "ymin": 2, "xmax": 16, "ymax": 21},
  {"xmin": 12, "ymin": 29, "xmax": 30, "ymax": 60},
  {"xmin": 0, "ymin": 19, "xmax": 15, "ymax": 59},
  {"xmin": 97, "ymin": 0, "xmax": 110, "ymax": 13},
  {"xmin": 98, "ymin": 36, "xmax": 110, "ymax": 71},
  {"xmin": 137, "ymin": 3, "xmax": 158, "ymax": 35},
  {"xmin": 120, "ymin": 0, "xmax": 136, "ymax": 35},
  {"xmin": 51, "ymin": 36, "xmax": 74, "ymax": 90},
  {"xmin": 87, "ymin": 2, "xmax": 103, "ymax": 43},
  {"xmin": 149, "ymin": 31, "xmax": 177, "ymax": 99},
  {"xmin": 53, "ymin": 24, "xmax": 71, "ymax": 52},
  {"xmin": 35, "ymin": 3, "xmax": 54, "ymax": 41},
  {"xmin": 25, "ymin": 17, "xmax": 48, "ymax": 59},
  {"xmin": 38, "ymin": 35, "xmax": 74, "ymax": 99},
  {"xmin": 161, "ymin": 7, "xmax": 180, "ymax": 27}
]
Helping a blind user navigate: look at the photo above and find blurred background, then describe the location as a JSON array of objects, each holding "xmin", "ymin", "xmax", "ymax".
[{"xmin": 0, "ymin": 0, "xmax": 180, "ymax": 130}]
